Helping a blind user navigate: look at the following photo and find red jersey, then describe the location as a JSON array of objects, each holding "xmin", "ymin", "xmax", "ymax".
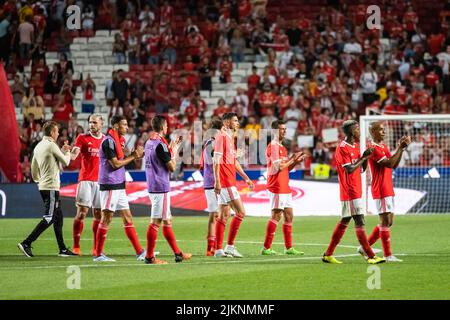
[
  {"xmin": 266, "ymin": 141, "xmax": 291, "ymax": 194},
  {"xmin": 213, "ymin": 131, "xmax": 236, "ymax": 188},
  {"xmin": 74, "ymin": 133, "xmax": 104, "ymax": 182},
  {"xmin": 368, "ymin": 142, "xmax": 395, "ymax": 199},
  {"xmin": 335, "ymin": 141, "xmax": 362, "ymax": 201}
]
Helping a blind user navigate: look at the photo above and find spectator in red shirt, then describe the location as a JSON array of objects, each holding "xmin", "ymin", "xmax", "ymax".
[{"xmin": 52, "ymin": 94, "xmax": 74, "ymax": 127}]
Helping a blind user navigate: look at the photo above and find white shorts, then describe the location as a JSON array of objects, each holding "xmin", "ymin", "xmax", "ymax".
[
  {"xmin": 268, "ymin": 191, "xmax": 293, "ymax": 210},
  {"xmin": 76, "ymin": 181, "xmax": 101, "ymax": 208},
  {"xmin": 374, "ymin": 196, "xmax": 395, "ymax": 214},
  {"xmin": 149, "ymin": 193, "xmax": 172, "ymax": 220},
  {"xmin": 100, "ymin": 189, "xmax": 130, "ymax": 212},
  {"xmin": 204, "ymin": 189, "xmax": 219, "ymax": 213},
  {"xmin": 217, "ymin": 186, "xmax": 241, "ymax": 205},
  {"xmin": 341, "ymin": 198, "xmax": 364, "ymax": 218}
]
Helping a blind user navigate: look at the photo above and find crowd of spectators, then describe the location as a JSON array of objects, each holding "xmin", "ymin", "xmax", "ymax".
[{"xmin": 1, "ymin": 0, "xmax": 450, "ymax": 182}]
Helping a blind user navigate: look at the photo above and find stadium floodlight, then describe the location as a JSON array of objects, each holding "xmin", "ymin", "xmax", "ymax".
[{"xmin": 360, "ymin": 114, "xmax": 450, "ymax": 214}]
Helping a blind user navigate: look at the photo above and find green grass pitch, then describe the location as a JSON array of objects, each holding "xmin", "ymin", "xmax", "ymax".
[{"xmin": 1, "ymin": 215, "xmax": 450, "ymax": 299}]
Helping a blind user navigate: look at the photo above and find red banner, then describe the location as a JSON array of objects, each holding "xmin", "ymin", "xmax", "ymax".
[{"xmin": 0, "ymin": 63, "xmax": 22, "ymax": 182}]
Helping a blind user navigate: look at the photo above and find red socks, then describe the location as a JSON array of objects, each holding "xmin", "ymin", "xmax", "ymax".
[
  {"xmin": 282, "ymin": 222, "xmax": 293, "ymax": 249},
  {"xmin": 227, "ymin": 214, "xmax": 244, "ymax": 246},
  {"xmin": 92, "ymin": 219, "xmax": 100, "ymax": 254},
  {"xmin": 124, "ymin": 223, "xmax": 143, "ymax": 255},
  {"xmin": 146, "ymin": 223, "xmax": 159, "ymax": 259},
  {"xmin": 95, "ymin": 223, "xmax": 108, "ymax": 257},
  {"xmin": 73, "ymin": 219, "xmax": 84, "ymax": 249},
  {"xmin": 355, "ymin": 226, "xmax": 375, "ymax": 259},
  {"xmin": 325, "ymin": 222, "xmax": 348, "ymax": 256},
  {"xmin": 368, "ymin": 224, "xmax": 380, "ymax": 245},
  {"xmin": 207, "ymin": 236, "xmax": 216, "ymax": 252},
  {"xmin": 162, "ymin": 224, "xmax": 181, "ymax": 254},
  {"xmin": 215, "ymin": 219, "xmax": 226, "ymax": 250},
  {"xmin": 263, "ymin": 219, "xmax": 278, "ymax": 249},
  {"xmin": 380, "ymin": 226, "xmax": 392, "ymax": 257}
]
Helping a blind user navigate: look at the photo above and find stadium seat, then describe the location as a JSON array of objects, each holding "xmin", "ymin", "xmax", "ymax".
[
  {"xmin": 199, "ymin": 90, "xmax": 210, "ymax": 98},
  {"xmin": 95, "ymin": 30, "xmax": 110, "ymax": 37},
  {"xmin": 73, "ymin": 38, "xmax": 88, "ymax": 44}
]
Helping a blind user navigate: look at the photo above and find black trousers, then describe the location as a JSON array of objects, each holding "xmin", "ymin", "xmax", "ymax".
[{"xmin": 23, "ymin": 190, "xmax": 67, "ymax": 251}]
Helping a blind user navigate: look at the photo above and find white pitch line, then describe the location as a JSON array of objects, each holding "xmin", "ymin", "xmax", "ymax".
[{"xmin": 0, "ymin": 253, "xmax": 364, "ymax": 270}]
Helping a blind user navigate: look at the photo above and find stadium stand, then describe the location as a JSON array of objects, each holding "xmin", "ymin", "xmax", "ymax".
[{"xmin": 1, "ymin": 0, "xmax": 449, "ymax": 182}]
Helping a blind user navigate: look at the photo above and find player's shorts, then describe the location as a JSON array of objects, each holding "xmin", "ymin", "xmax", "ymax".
[
  {"xmin": 374, "ymin": 196, "xmax": 395, "ymax": 214},
  {"xmin": 76, "ymin": 181, "xmax": 101, "ymax": 208},
  {"xmin": 268, "ymin": 191, "xmax": 293, "ymax": 210},
  {"xmin": 100, "ymin": 189, "xmax": 129, "ymax": 212},
  {"xmin": 204, "ymin": 189, "xmax": 219, "ymax": 213},
  {"xmin": 217, "ymin": 186, "xmax": 241, "ymax": 205},
  {"xmin": 149, "ymin": 192, "xmax": 172, "ymax": 220},
  {"xmin": 341, "ymin": 198, "xmax": 364, "ymax": 217}
]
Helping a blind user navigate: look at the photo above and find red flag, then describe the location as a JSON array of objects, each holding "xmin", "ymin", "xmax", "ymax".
[{"xmin": 0, "ymin": 63, "xmax": 22, "ymax": 182}]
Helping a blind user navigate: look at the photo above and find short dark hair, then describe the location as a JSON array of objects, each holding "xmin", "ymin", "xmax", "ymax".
[
  {"xmin": 271, "ymin": 120, "xmax": 285, "ymax": 129},
  {"xmin": 43, "ymin": 121, "xmax": 59, "ymax": 136},
  {"xmin": 342, "ymin": 120, "xmax": 358, "ymax": 136},
  {"xmin": 209, "ymin": 118, "xmax": 223, "ymax": 130},
  {"xmin": 111, "ymin": 115, "xmax": 127, "ymax": 126},
  {"xmin": 151, "ymin": 115, "xmax": 167, "ymax": 132},
  {"xmin": 222, "ymin": 112, "xmax": 237, "ymax": 121}
]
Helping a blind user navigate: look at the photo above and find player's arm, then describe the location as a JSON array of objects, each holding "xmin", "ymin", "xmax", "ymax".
[
  {"xmin": 104, "ymin": 139, "xmax": 143, "ymax": 169},
  {"xmin": 379, "ymin": 136, "xmax": 411, "ymax": 169},
  {"xmin": 343, "ymin": 148, "xmax": 373, "ymax": 174},
  {"xmin": 31, "ymin": 155, "xmax": 40, "ymax": 183},
  {"xmin": 213, "ymin": 152, "xmax": 222, "ymax": 194},
  {"xmin": 287, "ymin": 152, "xmax": 308, "ymax": 171},
  {"xmin": 51, "ymin": 141, "xmax": 71, "ymax": 167},
  {"xmin": 156, "ymin": 143, "xmax": 177, "ymax": 172},
  {"xmin": 70, "ymin": 147, "xmax": 81, "ymax": 160},
  {"xmin": 235, "ymin": 160, "xmax": 254, "ymax": 190}
]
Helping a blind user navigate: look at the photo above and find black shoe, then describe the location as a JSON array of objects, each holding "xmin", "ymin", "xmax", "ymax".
[
  {"xmin": 18, "ymin": 242, "xmax": 34, "ymax": 257},
  {"xmin": 175, "ymin": 251, "xmax": 192, "ymax": 263},
  {"xmin": 58, "ymin": 248, "xmax": 78, "ymax": 257}
]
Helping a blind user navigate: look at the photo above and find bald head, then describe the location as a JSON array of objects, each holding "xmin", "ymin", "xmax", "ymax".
[{"xmin": 369, "ymin": 121, "xmax": 385, "ymax": 142}]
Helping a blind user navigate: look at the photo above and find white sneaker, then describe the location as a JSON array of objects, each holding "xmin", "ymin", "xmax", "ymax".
[
  {"xmin": 385, "ymin": 255, "xmax": 403, "ymax": 262},
  {"xmin": 136, "ymin": 249, "xmax": 146, "ymax": 261},
  {"xmin": 93, "ymin": 254, "xmax": 116, "ymax": 262},
  {"xmin": 214, "ymin": 249, "xmax": 230, "ymax": 258},
  {"xmin": 357, "ymin": 246, "xmax": 381, "ymax": 260},
  {"xmin": 224, "ymin": 245, "xmax": 243, "ymax": 258}
]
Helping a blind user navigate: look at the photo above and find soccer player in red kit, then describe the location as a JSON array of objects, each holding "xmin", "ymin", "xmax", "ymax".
[
  {"xmin": 213, "ymin": 113, "xmax": 254, "ymax": 258},
  {"xmin": 364, "ymin": 122, "xmax": 411, "ymax": 262},
  {"xmin": 322, "ymin": 120, "xmax": 385, "ymax": 264},
  {"xmin": 70, "ymin": 114, "xmax": 104, "ymax": 256},
  {"xmin": 261, "ymin": 120, "xmax": 307, "ymax": 256}
]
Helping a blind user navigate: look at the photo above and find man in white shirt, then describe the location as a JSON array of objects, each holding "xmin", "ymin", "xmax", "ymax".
[{"xmin": 18, "ymin": 121, "xmax": 76, "ymax": 258}]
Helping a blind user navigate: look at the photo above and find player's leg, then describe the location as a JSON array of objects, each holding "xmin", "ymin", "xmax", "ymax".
[
  {"xmin": 72, "ymin": 206, "xmax": 89, "ymax": 255},
  {"xmin": 367, "ymin": 198, "xmax": 384, "ymax": 246},
  {"xmin": 380, "ymin": 197, "xmax": 401, "ymax": 261},
  {"xmin": 93, "ymin": 190, "xmax": 117, "ymax": 261},
  {"xmin": 214, "ymin": 204, "xmax": 231, "ymax": 257},
  {"xmin": 282, "ymin": 207, "xmax": 304, "ymax": 255},
  {"xmin": 352, "ymin": 210, "xmax": 385, "ymax": 264},
  {"xmin": 322, "ymin": 200, "xmax": 353, "ymax": 263},
  {"xmin": 19, "ymin": 190, "xmax": 58, "ymax": 257},
  {"xmin": 205, "ymin": 189, "xmax": 219, "ymax": 256},
  {"xmin": 91, "ymin": 183, "xmax": 102, "ymax": 256},
  {"xmin": 224, "ymin": 194, "xmax": 246, "ymax": 258},
  {"xmin": 262, "ymin": 208, "xmax": 282, "ymax": 255},
  {"xmin": 144, "ymin": 193, "xmax": 170, "ymax": 264},
  {"xmin": 161, "ymin": 202, "xmax": 192, "ymax": 263},
  {"xmin": 72, "ymin": 181, "xmax": 93, "ymax": 255},
  {"xmin": 207, "ymin": 211, "xmax": 218, "ymax": 255},
  {"xmin": 91, "ymin": 208, "xmax": 102, "ymax": 256},
  {"xmin": 119, "ymin": 207, "xmax": 145, "ymax": 258}
]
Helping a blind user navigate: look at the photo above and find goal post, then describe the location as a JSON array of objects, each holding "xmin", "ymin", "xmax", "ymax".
[{"xmin": 360, "ymin": 114, "xmax": 450, "ymax": 215}]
